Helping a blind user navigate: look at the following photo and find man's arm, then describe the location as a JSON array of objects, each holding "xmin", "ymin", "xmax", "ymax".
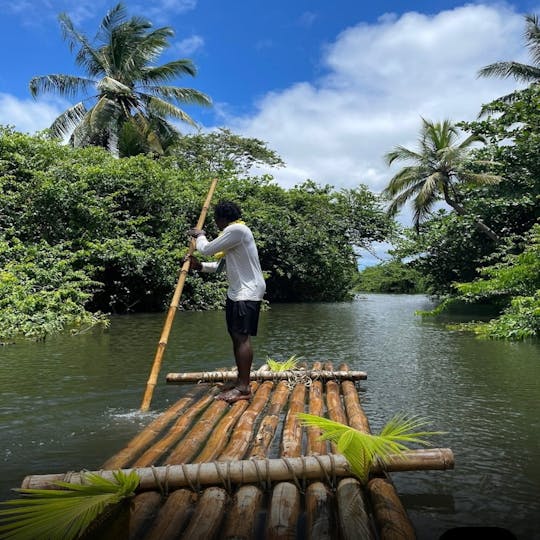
[
  {"xmin": 192, "ymin": 227, "xmax": 244, "ymax": 257},
  {"xmin": 186, "ymin": 255, "xmax": 219, "ymax": 273}
]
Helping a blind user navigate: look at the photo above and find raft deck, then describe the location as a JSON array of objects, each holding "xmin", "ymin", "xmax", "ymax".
[{"xmin": 22, "ymin": 362, "xmax": 454, "ymax": 539}]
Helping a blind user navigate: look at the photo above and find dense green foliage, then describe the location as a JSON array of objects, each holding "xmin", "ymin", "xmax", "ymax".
[
  {"xmin": 445, "ymin": 225, "xmax": 540, "ymax": 340},
  {"xmin": 0, "ymin": 126, "xmax": 391, "ymax": 342},
  {"xmin": 354, "ymin": 261, "xmax": 427, "ymax": 294},
  {"xmin": 388, "ymin": 86, "xmax": 539, "ymax": 339},
  {"xmin": 378, "ymin": 14, "xmax": 540, "ymax": 340}
]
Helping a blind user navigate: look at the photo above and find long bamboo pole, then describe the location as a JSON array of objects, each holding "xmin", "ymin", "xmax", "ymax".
[
  {"xmin": 21, "ymin": 450, "xmax": 455, "ymax": 491},
  {"xmin": 140, "ymin": 177, "xmax": 219, "ymax": 411}
]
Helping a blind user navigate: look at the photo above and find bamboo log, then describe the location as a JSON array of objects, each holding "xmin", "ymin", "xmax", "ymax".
[
  {"xmin": 194, "ymin": 383, "xmax": 259, "ymax": 463},
  {"xmin": 249, "ymin": 381, "xmax": 291, "ymax": 459},
  {"xmin": 21, "ymin": 450, "xmax": 454, "ymax": 491},
  {"xmin": 325, "ymin": 378, "xmax": 347, "ymax": 455},
  {"xmin": 103, "ymin": 386, "xmax": 207, "ymax": 470},
  {"xmin": 128, "ymin": 491, "xmax": 162, "ymax": 540},
  {"xmin": 325, "ymin": 380, "xmax": 347, "ymax": 426},
  {"xmin": 336, "ymin": 477, "xmax": 375, "ymax": 540},
  {"xmin": 218, "ymin": 381, "xmax": 274, "ymax": 461},
  {"xmin": 133, "ymin": 390, "xmax": 217, "ymax": 467},
  {"xmin": 179, "ymin": 487, "xmax": 228, "ymax": 540},
  {"xmin": 190, "ymin": 373, "xmax": 267, "ymax": 539},
  {"xmin": 366, "ymin": 478, "xmax": 416, "ymax": 540},
  {"xmin": 339, "ymin": 363, "xmax": 414, "ymax": 539},
  {"xmin": 166, "ymin": 370, "xmax": 367, "ymax": 384},
  {"xmin": 221, "ymin": 485, "xmax": 264, "ymax": 540},
  {"xmin": 303, "ymin": 361, "xmax": 336, "ymax": 540},
  {"xmin": 144, "ymin": 489, "xmax": 195, "ymax": 540},
  {"xmin": 305, "ymin": 482, "xmax": 334, "ymax": 540},
  {"xmin": 165, "ymin": 397, "xmax": 229, "ymax": 465},
  {"xmin": 281, "ymin": 383, "xmax": 306, "ymax": 458},
  {"xmin": 266, "ymin": 482, "xmax": 301, "ymax": 540},
  {"xmin": 307, "ymin": 362, "xmax": 327, "ymax": 456},
  {"xmin": 339, "ymin": 364, "xmax": 370, "ymax": 434},
  {"xmin": 141, "ymin": 177, "xmax": 219, "ymax": 411}
]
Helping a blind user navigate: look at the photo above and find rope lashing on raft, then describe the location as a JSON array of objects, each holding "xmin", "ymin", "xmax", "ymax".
[
  {"xmin": 285, "ymin": 368, "xmax": 318, "ymax": 390},
  {"xmin": 22, "ymin": 451, "xmax": 455, "ymax": 493}
]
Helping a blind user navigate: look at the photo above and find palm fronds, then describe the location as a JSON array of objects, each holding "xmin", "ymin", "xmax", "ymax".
[
  {"xmin": 267, "ymin": 354, "xmax": 301, "ymax": 372},
  {"xmin": 297, "ymin": 413, "xmax": 444, "ymax": 483},
  {"xmin": 29, "ymin": 2, "xmax": 211, "ymax": 155},
  {"xmin": 0, "ymin": 470, "xmax": 139, "ymax": 540}
]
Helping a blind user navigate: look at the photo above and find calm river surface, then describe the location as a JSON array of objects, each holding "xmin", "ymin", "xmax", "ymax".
[{"xmin": 1, "ymin": 294, "xmax": 539, "ymax": 539}]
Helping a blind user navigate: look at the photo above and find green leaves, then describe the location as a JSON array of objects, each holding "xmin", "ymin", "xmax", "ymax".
[
  {"xmin": 0, "ymin": 126, "xmax": 394, "ymax": 339},
  {"xmin": 0, "ymin": 470, "xmax": 139, "ymax": 540},
  {"xmin": 297, "ymin": 413, "xmax": 443, "ymax": 483},
  {"xmin": 266, "ymin": 355, "xmax": 301, "ymax": 372},
  {"xmin": 383, "ymin": 118, "xmax": 500, "ymax": 242}
]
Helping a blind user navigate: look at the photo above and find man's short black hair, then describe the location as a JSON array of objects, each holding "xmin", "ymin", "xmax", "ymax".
[{"xmin": 214, "ymin": 201, "xmax": 242, "ymax": 222}]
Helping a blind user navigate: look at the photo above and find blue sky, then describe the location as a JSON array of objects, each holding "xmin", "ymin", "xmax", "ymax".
[{"xmin": 0, "ymin": 0, "xmax": 537, "ymax": 263}]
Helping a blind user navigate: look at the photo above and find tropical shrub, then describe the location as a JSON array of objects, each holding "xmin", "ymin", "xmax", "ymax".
[
  {"xmin": 449, "ymin": 224, "xmax": 540, "ymax": 339},
  {"xmin": 0, "ymin": 127, "xmax": 392, "ymax": 341}
]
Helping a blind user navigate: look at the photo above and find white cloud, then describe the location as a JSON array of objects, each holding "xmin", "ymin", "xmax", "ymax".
[
  {"xmin": 172, "ymin": 35, "xmax": 205, "ymax": 56},
  {"xmin": 0, "ymin": 0, "xmax": 197, "ymax": 26},
  {"xmin": 0, "ymin": 94, "xmax": 65, "ymax": 134},
  {"xmin": 227, "ymin": 4, "xmax": 528, "ymax": 200},
  {"xmin": 131, "ymin": 0, "xmax": 197, "ymax": 22}
]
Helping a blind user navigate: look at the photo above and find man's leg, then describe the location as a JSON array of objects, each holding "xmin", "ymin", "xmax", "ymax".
[
  {"xmin": 215, "ymin": 331, "xmax": 252, "ymax": 402},
  {"xmin": 230, "ymin": 331, "xmax": 252, "ymax": 393}
]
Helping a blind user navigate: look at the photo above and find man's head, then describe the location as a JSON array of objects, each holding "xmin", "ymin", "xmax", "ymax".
[{"xmin": 214, "ymin": 201, "xmax": 242, "ymax": 230}]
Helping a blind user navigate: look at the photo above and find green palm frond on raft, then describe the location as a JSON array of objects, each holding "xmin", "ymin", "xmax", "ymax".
[
  {"xmin": 0, "ymin": 470, "xmax": 139, "ymax": 540},
  {"xmin": 267, "ymin": 354, "xmax": 301, "ymax": 372},
  {"xmin": 297, "ymin": 412, "xmax": 445, "ymax": 483}
]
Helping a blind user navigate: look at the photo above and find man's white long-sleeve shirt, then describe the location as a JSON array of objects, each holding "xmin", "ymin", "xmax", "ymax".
[{"xmin": 196, "ymin": 223, "xmax": 266, "ymax": 302}]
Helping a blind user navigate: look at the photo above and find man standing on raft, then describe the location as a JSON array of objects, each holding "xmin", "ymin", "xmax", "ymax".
[{"xmin": 187, "ymin": 201, "xmax": 266, "ymax": 403}]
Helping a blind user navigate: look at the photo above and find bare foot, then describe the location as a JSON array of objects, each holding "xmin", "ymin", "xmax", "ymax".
[{"xmin": 215, "ymin": 387, "xmax": 251, "ymax": 403}]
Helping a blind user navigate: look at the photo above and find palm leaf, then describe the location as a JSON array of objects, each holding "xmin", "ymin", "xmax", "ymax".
[
  {"xmin": 143, "ymin": 95, "xmax": 198, "ymax": 126},
  {"xmin": 266, "ymin": 354, "xmax": 301, "ymax": 372},
  {"xmin": 29, "ymin": 75, "xmax": 96, "ymax": 99},
  {"xmin": 142, "ymin": 85, "xmax": 212, "ymax": 107},
  {"xmin": 58, "ymin": 13, "xmax": 105, "ymax": 77},
  {"xmin": 0, "ymin": 470, "xmax": 139, "ymax": 540},
  {"xmin": 141, "ymin": 59, "xmax": 198, "ymax": 82},
  {"xmin": 48, "ymin": 102, "xmax": 88, "ymax": 140},
  {"xmin": 297, "ymin": 412, "xmax": 444, "ymax": 483}
]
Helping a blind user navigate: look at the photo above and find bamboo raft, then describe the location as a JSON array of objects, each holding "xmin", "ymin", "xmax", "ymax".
[{"xmin": 22, "ymin": 362, "xmax": 454, "ymax": 539}]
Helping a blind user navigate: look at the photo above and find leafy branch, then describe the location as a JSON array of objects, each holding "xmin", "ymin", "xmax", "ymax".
[
  {"xmin": 0, "ymin": 470, "xmax": 139, "ymax": 540},
  {"xmin": 298, "ymin": 413, "xmax": 444, "ymax": 483}
]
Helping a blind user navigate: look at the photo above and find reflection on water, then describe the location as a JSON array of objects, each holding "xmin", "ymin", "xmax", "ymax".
[{"xmin": 1, "ymin": 295, "xmax": 539, "ymax": 539}]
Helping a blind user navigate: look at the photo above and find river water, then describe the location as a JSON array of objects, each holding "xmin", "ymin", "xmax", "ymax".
[{"xmin": 1, "ymin": 294, "xmax": 539, "ymax": 539}]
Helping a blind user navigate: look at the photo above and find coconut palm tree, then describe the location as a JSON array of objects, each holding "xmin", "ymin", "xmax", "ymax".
[
  {"xmin": 478, "ymin": 14, "xmax": 540, "ymax": 110},
  {"xmin": 29, "ymin": 3, "xmax": 211, "ymax": 157},
  {"xmin": 383, "ymin": 118, "xmax": 501, "ymax": 242}
]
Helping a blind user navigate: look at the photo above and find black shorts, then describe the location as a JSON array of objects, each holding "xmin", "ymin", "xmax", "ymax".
[{"xmin": 226, "ymin": 297, "xmax": 262, "ymax": 336}]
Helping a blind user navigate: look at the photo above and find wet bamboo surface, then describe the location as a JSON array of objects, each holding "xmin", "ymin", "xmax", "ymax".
[{"xmin": 23, "ymin": 363, "xmax": 454, "ymax": 540}]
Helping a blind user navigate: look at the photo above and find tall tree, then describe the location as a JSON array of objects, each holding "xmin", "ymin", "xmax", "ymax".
[
  {"xmin": 478, "ymin": 14, "xmax": 540, "ymax": 110},
  {"xmin": 29, "ymin": 3, "xmax": 211, "ymax": 156},
  {"xmin": 383, "ymin": 119, "xmax": 500, "ymax": 242}
]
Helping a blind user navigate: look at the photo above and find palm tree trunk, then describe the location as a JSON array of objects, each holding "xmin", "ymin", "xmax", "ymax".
[{"xmin": 443, "ymin": 191, "xmax": 500, "ymax": 243}]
